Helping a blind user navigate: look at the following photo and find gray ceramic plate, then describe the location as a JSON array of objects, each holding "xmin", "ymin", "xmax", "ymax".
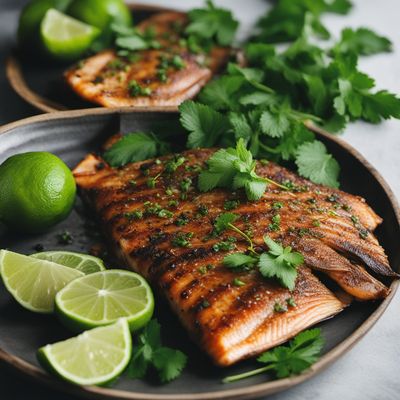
[{"xmin": 0, "ymin": 108, "xmax": 399, "ymax": 400}]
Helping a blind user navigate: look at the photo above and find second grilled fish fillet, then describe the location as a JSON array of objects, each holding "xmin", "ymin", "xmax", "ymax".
[
  {"xmin": 65, "ymin": 12, "xmax": 231, "ymax": 108},
  {"xmin": 73, "ymin": 148, "xmax": 394, "ymax": 366}
]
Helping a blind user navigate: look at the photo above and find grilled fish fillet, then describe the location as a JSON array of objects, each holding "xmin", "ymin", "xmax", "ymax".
[
  {"xmin": 73, "ymin": 148, "xmax": 394, "ymax": 366},
  {"xmin": 65, "ymin": 12, "xmax": 231, "ymax": 108}
]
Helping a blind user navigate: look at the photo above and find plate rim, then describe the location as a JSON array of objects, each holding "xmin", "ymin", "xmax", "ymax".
[
  {"xmin": 0, "ymin": 108, "xmax": 399, "ymax": 400},
  {"xmin": 5, "ymin": 2, "xmax": 181, "ymax": 114}
]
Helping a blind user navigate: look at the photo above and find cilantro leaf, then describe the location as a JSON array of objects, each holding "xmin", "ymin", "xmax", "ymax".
[
  {"xmin": 257, "ymin": 328, "xmax": 324, "ymax": 378},
  {"xmin": 254, "ymin": 0, "xmax": 352, "ymax": 44},
  {"xmin": 228, "ymin": 112, "xmax": 253, "ymax": 142},
  {"xmin": 295, "ymin": 140, "xmax": 340, "ymax": 188},
  {"xmin": 214, "ymin": 213, "xmax": 238, "ymax": 233},
  {"xmin": 179, "ymin": 100, "xmax": 230, "ymax": 148},
  {"xmin": 258, "ymin": 236, "xmax": 303, "ymax": 290},
  {"xmin": 103, "ymin": 132, "xmax": 168, "ymax": 167},
  {"xmin": 331, "ymin": 27, "xmax": 392, "ymax": 56},
  {"xmin": 111, "ymin": 24, "xmax": 160, "ymax": 51},
  {"xmin": 362, "ymin": 90, "xmax": 400, "ymax": 123},
  {"xmin": 186, "ymin": 0, "xmax": 239, "ymax": 46},
  {"xmin": 223, "ymin": 328, "xmax": 324, "ymax": 383},
  {"xmin": 198, "ymin": 139, "xmax": 268, "ymax": 201},
  {"xmin": 115, "ymin": 35, "xmax": 149, "ymax": 51},
  {"xmin": 260, "ymin": 110, "xmax": 290, "ymax": 138},
  {"xmin": 223, "ymin": 253, "xmax": 258, "ymax": 269},
  {"xmin": 259, "ymin": 254, "xmax": 297, "ymax": 291},
  {"xmin": 198, "ymin": 76, "xmax": 244, "ymax": 111},
  {"xmin": 152, "ymin": 347, "xmax": 187, "ymax": 383},
  {"xmin": 126, "ymin": 319, "xmax": 186, "ymax": 383},
  {"xmin": 126, "ymin": 345, "xmax": 149, "ymax": 379}
]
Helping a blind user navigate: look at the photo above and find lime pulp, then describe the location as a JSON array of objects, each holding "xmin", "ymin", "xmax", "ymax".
[
  {"xmin": 55, "ymin": 270, "xmax": 154, "ymax": 332},
  {"xmin": 31, "ymin": 251, "xmax": 106, "ymax": 274},
  {"xmin": 0, "ymin": 250, "xmax": 84, "ymax": 313}
]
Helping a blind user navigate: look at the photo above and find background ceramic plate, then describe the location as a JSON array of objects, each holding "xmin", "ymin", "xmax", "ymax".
[
  {"xmin": 0, "ymin": 109, "xmax": 399, "ymax": 400},
  {"xmin": 6, "ymin": 4, "xmax": 175, "ymax": 113}
]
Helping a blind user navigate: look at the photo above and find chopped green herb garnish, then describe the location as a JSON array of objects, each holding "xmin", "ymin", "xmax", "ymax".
[
  {"xmin": 175, "ymin": 214, "xmax": 190, "ymax": 226},
  {"xmin": 197, "ymin": 204, "xmax": 209, "ymax": 216},
  {"xmin": 172, "ymin": 232, "xmax": 193, "ymax": 247},
  {"xmin": 128, "ymin": 80, "xmax": 152, "ymax": 97},
  {"xmin": 124, "ymin": 210, "xmax": 143, "ymax": 220},
  {"xmin": 213, "ymin": 237, "xmax": 237, "ymax": 252},
  {"xmin": 224, "ymin": 200, "xmax": 240, "ymax": 210},
  {"xmin": 312, "ymin": 219, "xmax": 321, "ymax": 227},
  {"xmin": 232, "ymin": 278, "xmax": 246, "ymax": 287},
  {"xmin": 57, "ymin": 231, "xmax": 73, "ymax": 245},
  {"xmin": 287, "ymin": 297, "xmax": 296, "ymax": 307},
  {"xmin": 274, "ymin": 302, "xmax": 287, "ymax": 313}
]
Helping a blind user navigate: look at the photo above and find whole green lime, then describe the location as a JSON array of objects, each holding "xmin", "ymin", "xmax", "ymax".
[
  {"xmin": 67, "ymin": 0, "xmax": 132, "ymax": 30},
  {"xmin": 0, "ymin": 152, "xmax": 76, "ymax": 233},
  {"xmin": 17, "ymin": 0, "xmax": 71, "ymax": 50}
]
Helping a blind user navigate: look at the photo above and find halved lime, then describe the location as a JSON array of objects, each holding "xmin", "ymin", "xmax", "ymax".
[
  {"xmin": 31, "ymin": 251, "xmax": 105, "ymax": 274},
  {"xmin": 38, "ymin": 318, "xmax": 132, "ymax": 386},
  {"xmin": 17, "ymin": 0, "xmax": 71, "ymax": 51},
  {"xmin": 40, "ymin": 8, "xmax": 100, "ymax": 62},
  {"xmin": 0, "ymin": 250, "xmax": 84, "ymax": 313},
  {"xmin": 55, "ymin": 270, "xmax": 154, "ymax": 332}
]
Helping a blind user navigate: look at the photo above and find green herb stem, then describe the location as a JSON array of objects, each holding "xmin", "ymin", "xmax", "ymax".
[
  {"xmin": 227, "ymin": 223, "xmax": 257, "ymax": 255},
  {"xmin": 222, "ymin": 364, "xmax": 275, "ymax": 383}
]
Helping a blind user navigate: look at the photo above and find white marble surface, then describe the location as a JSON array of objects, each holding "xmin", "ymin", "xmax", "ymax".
[
  {"xmin": 137, "ymin": 1, "xmax": 400, "ymax": 399},
  {"xmin": 0, "ymin": 1, "xmax": 399, "ymax": 399}
]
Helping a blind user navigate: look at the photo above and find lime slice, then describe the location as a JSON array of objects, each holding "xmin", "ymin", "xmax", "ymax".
[
  {"xmin": 40, "ymin": 9, "xmax": 100, "ymax": 62},
  {"xmin": 0, "ymin": 250, "xmax": 84, "ymax": 313},
  {"xmin": 55, "ymin": 270, "xmax": 154, "ymax": 332},
  {"xmin": 31, "ymin": 251, "xmax": 106, "ymax": 274},
  {"xmin": 38, "ymin": 318, "xmax": 132, "ymax": 386}
]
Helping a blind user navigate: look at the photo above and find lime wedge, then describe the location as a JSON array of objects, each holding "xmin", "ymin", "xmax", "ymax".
[
  {"xmin": 31, "ymin": 251, "xmax": 105, "ymax": 274},
  {"xmin": 55, "ymin": 270, "xmax": 154, "ymax": 332},
  {"xmin": 38, "ymin": 318, "xmax": 132, "ymax": 386},
  {"xmin": 40, "ymin": 8, "xmax": 100, "ymax": 61},
  {"xmin": 0, "ymin": 250, "xmax": 84, "ymax": 313}
]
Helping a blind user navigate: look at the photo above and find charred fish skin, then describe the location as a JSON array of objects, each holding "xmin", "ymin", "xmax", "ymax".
[
  {"xmin": 65, "ymin": 12, "xmax": 231, "ymax": 108},
  {"xmin": 73, "ymin": 148, "xmax": 393, "ymax": 366}
]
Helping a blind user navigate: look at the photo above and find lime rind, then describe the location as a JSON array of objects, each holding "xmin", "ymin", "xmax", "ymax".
[
  {"xmin": 31, "ymin": 251, "xmax": 106, "ymax": 274},
  {"xmin": 38, "ymin": 318, "xmax": 132, "ymax": 386},
  {"xmin": 55, "ymin": 270, "xmax": 154, "ymax": 332},
  {"xmin": 0, "ymin": 250, "xmax": 84, "ymax": 313}
]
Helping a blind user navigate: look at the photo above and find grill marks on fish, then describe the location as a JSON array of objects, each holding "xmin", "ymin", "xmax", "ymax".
[
  {"xmin": 65, "ymin": 12, "xmax": 231, "ymax": 108},
  {"xmin": 73, "ymin": 148, "xmax": 394, "ymax": 366}
]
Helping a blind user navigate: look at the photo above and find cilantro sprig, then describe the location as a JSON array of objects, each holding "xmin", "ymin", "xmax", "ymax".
[
  {"xmin": 198, "ymin": 139, "xmax": 290, "ymax": 201},
  {"xmin": 214, "ymin": 212, "xmax": 304, "ymax": 289},
  {"xmin": 253, "ymin": 0, "xmax": 352, "ymax": 43},
  {"xmin": 223, "ymin": 328, "xmax": 324, "ymax": 383},
  {"xmin": 186, "ymin": 0, "xmax": 239, "ymax": 47},
  {"xmin": 223, "ymin": 234, "xmax": 304, "ymax": 290},
  {"xmin": 127, "ymin": 319, "xmax": 187, "ymax": 383}
]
